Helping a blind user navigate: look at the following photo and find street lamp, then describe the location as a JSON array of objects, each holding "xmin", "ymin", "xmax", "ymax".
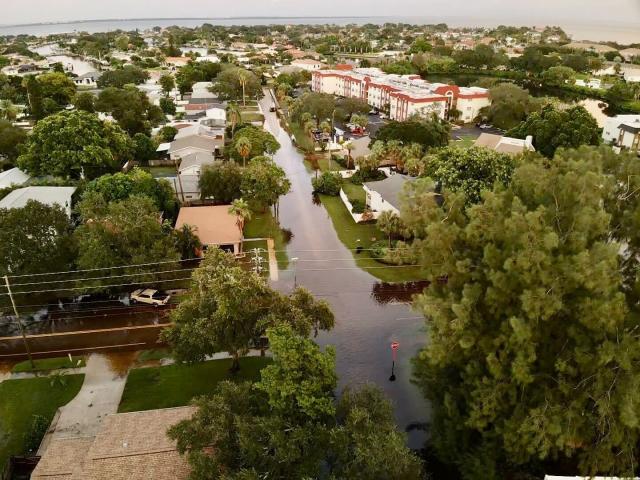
[{"xmin": 291, "ymin": 257, "xmax": 299, "ymax": 289}]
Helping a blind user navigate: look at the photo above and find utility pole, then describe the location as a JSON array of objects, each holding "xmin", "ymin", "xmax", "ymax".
[{"xmin": 3, "ymin": 275, "xmax": 34, "ymax": 368}]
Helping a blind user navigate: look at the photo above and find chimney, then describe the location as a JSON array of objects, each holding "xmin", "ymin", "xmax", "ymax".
[{"xmin": 525, "ymin": 135, "xmax": 534, "ymax": 150}]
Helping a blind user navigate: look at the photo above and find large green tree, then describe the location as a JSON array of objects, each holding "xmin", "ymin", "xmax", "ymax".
[
  {"xmin": 408, "ymin": 146, "xmax": 640, "ymax": 479},
  {"xmin": 0, "ymin": 200, "xmax": 75, "ymax": 277},
  {"xmin": 17, "ymin": 110, "xmax": 133, "ymax": 180},
  {"xmin": 168, "ymin": 324, "xmax": 423, "ymax": 480},
  {"xmin": 95, "ymin": 86, "xmax": 162, "ymax": 135},
  {"xmin": 199, "ymin": 161, "xmax": 242, "ymax": 203},
  {"xmin": 508, "ymin": 104, "xmax": 601, "ymax": 158},
  {"xmin": 229, "ymin": 125, "xmax": 280, "ymax": 162},
  {"xmin": 37, "ymin": 72, "xmax": 77, "ymax": 107},
  {"xmin": 210, "ymin": 67, "xmax": 261, "ymax": 104},
  {"xmin": 425, "ymin": 146, "xmax": 516, "ymax": 204},
  {"xmin": 74, "ymin": 195, "xmax": 179, "ymax": 271},
  {"xmin": 83, "ymin": 167, "xmax": 177, "ymax": 217},
  {"xmin": 240, "ymin": 156, "xmax": 291, "ymax": 214},
  {"xmin": 372, "ymin": 116, "xmax": 450, "ymax": 150},
  {"xmin": 97, "ymin": 65, "xmax": 149, "ymax": 88},
  {"xmin": 162, "ymin": 249, "xmax": 334, "ymax": 371},
  {"xmin": 482, "ymin": 83, "xmax": 542, "ymax": 130},
  {"xmin": 0, "ymin": 120, "xmax": 27, "ymax": 162}
]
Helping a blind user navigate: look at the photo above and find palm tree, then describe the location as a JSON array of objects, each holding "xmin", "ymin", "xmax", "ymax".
[
  {"xmin": 236, "ymin": 137, "xmax": 252, "ymax": 168},
  {"xmin": 377, "ymin": 211, "xmax": 403, "ymax": 248},
  {"xmin": 0, "ymin": 100, "xmax": 18, "ymax": 121},
  {"xmin": 227, "ymin": 103, "xmax": 242, "ymax": 138},
  {"xmin": 236, "ymin": 69, "xmax": 250, "ymax": 106},
  {"xmin": 229, "ymin": 198, "xmax": 252, "ymax": 253},
  {"xmin": 344, "ymin": 141, "xmax": 355, "ymax": 169}
]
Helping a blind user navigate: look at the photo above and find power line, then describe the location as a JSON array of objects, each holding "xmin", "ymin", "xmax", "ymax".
[
  {"xmin": 0, "ymin": 276, "xmax": 193, "ymax": 297},
  {"xmin": 9, "ymin": 267, "xmax": 196, "ymax": 288},
  {"xmin": 4, "ymin": 257, "xmax": 202, "ymax": 279}
]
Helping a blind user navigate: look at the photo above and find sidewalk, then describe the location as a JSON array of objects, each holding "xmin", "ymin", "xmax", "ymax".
[{"xmin": 48, "ymin": 354, "xmax": 128, "ymax": 439}]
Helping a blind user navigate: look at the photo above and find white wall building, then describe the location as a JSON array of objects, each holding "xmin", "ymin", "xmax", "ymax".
[
  {"xmin": 602, "ymin": 115, "xmax": 640, "ymax": 152},
  {"xmin": 291, "ymin": 59, "xmax": 325, "ymax": 71},
  {"xmin": 0, "ymin": 186, "xmax": 76, "ymax": 217}
]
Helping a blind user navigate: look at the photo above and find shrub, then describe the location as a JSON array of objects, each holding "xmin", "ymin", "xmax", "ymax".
[
  {"xmin": 23, "ymin": 414, "xmax": 49, "ymax": 454},
  {"xmin": 350, "ymin": 198, "xmax": 366, "ymax": 213},
  {"xmin": 312, "ymin": 172, "xmax": 342, "ymax": 196}
]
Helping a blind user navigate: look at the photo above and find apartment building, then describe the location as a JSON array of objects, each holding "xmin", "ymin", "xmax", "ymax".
[{"xmin": 312, "ymin": 68, "xmax": 489, "ymax": 123}]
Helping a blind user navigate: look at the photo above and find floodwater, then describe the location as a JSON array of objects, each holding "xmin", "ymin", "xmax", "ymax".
[
  {"xmin": 259, "ymin": 94, "xmax": 430, "ymax": 447},
  {"xmin": 46, "ymin": 55, "xmax": 96, "ymax": 76}
]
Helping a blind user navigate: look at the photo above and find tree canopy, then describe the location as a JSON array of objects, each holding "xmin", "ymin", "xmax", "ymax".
[
  {"xmin": 95, "ymin": 86, "xmax": 164, "ymax": 135},
  {"xmin": 168, "ymin": 323, "xmax": 423, "ymax": 480},
  {"xmin": 407, "ymin": 146, "xmax": 640, "ymax": 479},
  {"xmin": 162, "ymin": 249, "xmax": 334, "ymax": 370},
  {"xmin": 229, "ymin": 125, "xmax": 280, "ymax": 161},
  {"xmin": 424, "ymin": 146, "xmax": 516, "ymax": 204},
  {"xmin": 199, "ymin": 161, "xmax": 243, "ymax": 203},
  {"xmin": 372, "ymin": 116, "xmax": 451, "ymax": 150},
  {"xmin": 0, "ymin": 200, "xmax": 75, "ymax": 277},
  {"xmin": 210, "ymin": 66, "xmax": 261, "ymax": 103},
  {"xmin": 0, "ymin": 119, "xmax": 27, "ymax": 162},
  {"xmin": 17, "ymin": 110, "xmax": 133, "ymax": 180},
  {"xmin": 97, "ymin": 65, "xmax": 149, "ymax": 88},
  {"xmin": 482, "ymin": 83, "xmax": 542, "ymax": 130},
  {"xmin": 508, "ymin": 104, "xmax": 601, "ymax": 158},
  {"xmin": 74, "ymin": 195, "xmax": 179, "ymax": 271},
  {"xmin": 240, "ymin": 156, "xmax": 291, "ymax": 212}
]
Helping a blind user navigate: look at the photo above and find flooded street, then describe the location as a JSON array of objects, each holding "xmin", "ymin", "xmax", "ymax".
[{"xmin": 260, "ymin": 95, "xmax": 430, "ymax": 447}]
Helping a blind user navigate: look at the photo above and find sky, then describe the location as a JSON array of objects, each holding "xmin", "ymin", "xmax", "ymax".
[{"xmin": 2, "ymin": 0, "xmax": 639, "ymax": 27}]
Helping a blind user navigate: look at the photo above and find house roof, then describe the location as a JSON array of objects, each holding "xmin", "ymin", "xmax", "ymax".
[
  {"xmin": 168, "ymin": 135, "xmax": 221, "ymax": 154},
  {"xmin": 0, "ymin": 186, "xmax": 76, "ymax": 211},
  {"xmin": 31, "ymin": 407, "xmax": 195, "ymax": 480},
  {"xmin": 175, "ymin": 206, "xmax": 243, "ymax": 246},
  {"xmin": 619, "ymin": 122, "xmax": 640, "ymax": 134},
  {"xmin": 364, "ymin": 174, "xmax": 414, "ymax": 210},
  {"xmin": 474, "ymin": 133, "xmax": 534, "ymax": 156},
  {"xmin": 0, "ymin": 167, "xmax": 30, "ymax": 189},
  {"xmin": 178, "ymin": 152, "xmax": 217, "ymax": 173}
]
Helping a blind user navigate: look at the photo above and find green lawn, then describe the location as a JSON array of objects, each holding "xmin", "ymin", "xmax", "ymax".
[
  {"xmin": 12, "ymin": 356, "xmax": 85, "ymax": 373},
  {"xmin": 241, "ymin": 112, "xmax": 265, "ymax": 123},
  {"xmin": 135, "ymin": 349, "xmax": 172, "ymax": 365},
  {"xmin": 341, "ymin": 182, "xmax": 366, "ymax": 204},
  {"xmin": 244, "ymin": 210, "xmax": 290, "ymax": 268},
  {"xmin": 0, "ymin": 375, "xmax": 84, "ymax": 471},
  {"xmin": 319, "ymin": 194, "xmax": 425, "ymax": 283},
  {"xmin": 290, "ymin": 121, "xmax": 315, "ymax": 153},
  {"xmin": 453, "ymin": 134, "xmax": 477, "ymax": 149},
  {"xmin": 118, "ymin": 357, "xmax": 271, "ymax": 412}
]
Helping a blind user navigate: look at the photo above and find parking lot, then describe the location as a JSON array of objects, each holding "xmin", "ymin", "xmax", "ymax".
[{"xmin": 336, "ymin": 113, "xmax": 387, "ymax": 141}]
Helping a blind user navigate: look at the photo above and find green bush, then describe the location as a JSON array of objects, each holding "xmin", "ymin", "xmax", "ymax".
[
  {"xmin": 350, "ymin": 198, "xmax": 366, "ymax": 213},
  {"xmin": 312, "ymin": 171, "xmax": 342, "ymax": 196},
  {"xmin": 350, "ymin": 169, "xmax": 386, "ymax": 185},
  {"xmin": 23, "ymin": 415, "xmax": 49, "ymax": 454}
]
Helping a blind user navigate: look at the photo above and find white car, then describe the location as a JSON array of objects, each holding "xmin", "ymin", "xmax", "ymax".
[
  {"xmin": 379, "ymin": 113, "xmax": 388, "ymax": 119},
  {"xmin": 130, "ymin": 289, "xmax": 171, "ymax": 306}
]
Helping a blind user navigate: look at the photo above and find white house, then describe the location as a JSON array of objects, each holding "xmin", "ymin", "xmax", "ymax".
[
  {"xmin": 0, "ymin": 186, "xmax": 76, "ymax": 216},
  {"xmin": 291, "ymin": 59, "xmax": 326, "ymax": 71},
  {"xmin": 178, "ymin": 152, "xmax": 217, "ymax": 176},
  {"xmin": 363, "ymin": 174, "xmax": 414, "ymax": 215},
  {"xmin": 73, "ymin": 70, "xmax": 102, "ymax": 88},
  {"xmin": 602, "ymin": 115, "xmax": 640, "ymax": 153},
  {"xmin": 0, "ymin": 168, "xmax": 30, "ymax": 189}
]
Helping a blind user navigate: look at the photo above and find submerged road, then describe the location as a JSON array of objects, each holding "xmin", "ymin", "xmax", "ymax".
[{"xmin": 259, "ymin": 94, "xmax": 429, "ymax": 447}]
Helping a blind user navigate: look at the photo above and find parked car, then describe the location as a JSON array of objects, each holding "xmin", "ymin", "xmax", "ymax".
[
  {"xmin": 379, "ymin": 113, "xmax": 388, "ymax": 119},
  {"xmin": 269, "ymin": 106, "xmax": 276, "ymax": 112},
  {"xmin": 130, "ymin": 289, "xmax": 171, "ymax": 306}
]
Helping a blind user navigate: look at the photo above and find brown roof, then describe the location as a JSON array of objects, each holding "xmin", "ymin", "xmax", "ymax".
[
  {"xmin": 175, "ymin": 206, "xmax": 243, "ymax": 246},
  {"xmin": 474, "ymin": 133, "xmax": 532, "ymax": 156},
  {"xmin": 32, "ymin": 407, "xmax": 195, "ymax": 480},
  {"xmin": 473, "ymin": 133, "xmax": 502, "ymax": 150}
]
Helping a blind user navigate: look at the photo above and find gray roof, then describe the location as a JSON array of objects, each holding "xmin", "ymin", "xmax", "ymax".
[
  {"xmin": 178, "ymin": 152, "xmax": 217, "ymax": 173},
  {"xmin": 168, "ymin": 135, "xmax": 222, "ymax": 154},
  {"xmin": 0, "ymin": 186, "xmax": 76, "ymax": 211},
  {"xmin": 364, "ymin": 174, "xmax": 414, "ymax": 209},
  {"xmin": 0, "ymin": 168, "xmax": 30, "ymax": 189}
]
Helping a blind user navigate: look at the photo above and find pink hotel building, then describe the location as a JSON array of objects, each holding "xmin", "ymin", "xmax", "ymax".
[{"xmin": 311, "ymin": 67, "xmax": 490, "ymax": 123}]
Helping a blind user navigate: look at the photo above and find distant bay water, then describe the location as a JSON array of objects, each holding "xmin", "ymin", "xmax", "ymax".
[{"xmin": 0, "ymin": 17, "xmax": 638, "ymax": 44}]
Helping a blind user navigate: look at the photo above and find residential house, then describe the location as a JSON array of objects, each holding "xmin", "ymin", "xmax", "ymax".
[
  {"xmin": 291, "ymin": 59, "xmax": 326, "ymax": 71},
  {"xmin": 175, "ymin": 206, "xmax": 243, "ymax": 255},
  {"xmin": 474, "ymin": 133, "xmax": 535, "ymax": 155},
  {"xmin": 166, "ymin": 124, "xmax": 225, "ymax": 160},
  {"xmin": 73, "ymin": 70, "xmax": 102, "ymax": 88},
  {"xmin": 602, "ymin": 115, "xmax": 640, "ymax": 153},
  {"xmin": 363, "ymin": 174, "xmax": 414, "ymax": 215},
  {"xmin": 31, "ymin": 407, "xmax": 195, "ymax": 480},
  {"xmin": 0, "ymin": 168, "xmax": 30, "ymax": 189},
  {"xmin": 0, "ymin": 186, "xmax": 76, "ymax": 216}
]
